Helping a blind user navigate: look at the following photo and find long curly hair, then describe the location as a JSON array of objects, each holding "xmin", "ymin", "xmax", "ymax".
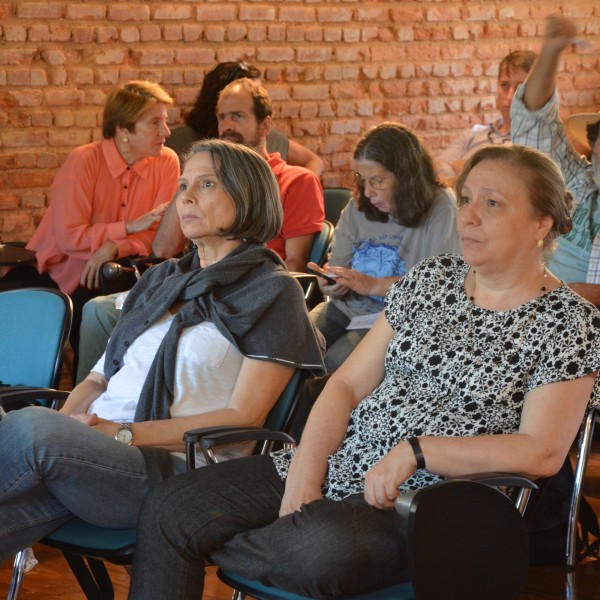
[{"xmin": 353, "ymin": 122, "xmax": 445, "ymax": 227}]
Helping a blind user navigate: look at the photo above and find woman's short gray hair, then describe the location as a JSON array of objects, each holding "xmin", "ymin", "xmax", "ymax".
[{"xmin": 184, "ymin": 139, "xmax": 282, "ymax": 244}]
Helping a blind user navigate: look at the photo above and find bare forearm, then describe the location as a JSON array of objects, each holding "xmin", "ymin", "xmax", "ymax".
[
  {"xmin": 419, "ymin": 433, "xmax": 568, "ymax": 481},
  {"xmin": 152, "ymin": 196, "xmax": 186, "ymax": 258},
  {"xmin": 126, "ymin": 407, "xmax": 262, "ymax": 452},
  {"xmin": 60, "ymin": 375, "xmax": 107, "ymax": 415},
  {"xmin": 523, "ymin": 48, "xmax": 561, "ymax": 110}
]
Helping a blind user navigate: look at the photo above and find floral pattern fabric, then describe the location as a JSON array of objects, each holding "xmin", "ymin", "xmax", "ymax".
[{"xmin": 272, "ymin": 254, "xmax": 600, "ymax": 500}]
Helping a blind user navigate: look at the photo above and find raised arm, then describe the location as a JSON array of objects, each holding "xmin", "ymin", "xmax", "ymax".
[{"xmin": 523, "ymin": 16, "xmax": 578, "ymax": 110}]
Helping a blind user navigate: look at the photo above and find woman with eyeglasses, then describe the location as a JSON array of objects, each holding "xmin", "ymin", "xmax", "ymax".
[
  {"xmin": 166, "ymin": 61, "xmax": 323, "ymax": 176},
  {"xmin": 308, "ymin": 122, "xmax": 460, "ymax": 372}
]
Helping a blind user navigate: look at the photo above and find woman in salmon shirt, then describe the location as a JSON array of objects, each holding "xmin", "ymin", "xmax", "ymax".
[{"xmin": 1, "ymin": 80, "xmax": 180, "ymax": 357}]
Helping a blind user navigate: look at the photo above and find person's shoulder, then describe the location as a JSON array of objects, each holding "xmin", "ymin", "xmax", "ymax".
[
  {"xmin": 269, "ymin": 154, "xmax": 318, "ymax": 181},
  {"xmin": 550, "ymin": 284, "xmax": 600, "ymax": 321},
  {"xmin": 159, "ymin": 145, "xmax": 180, "ymax": 165}
]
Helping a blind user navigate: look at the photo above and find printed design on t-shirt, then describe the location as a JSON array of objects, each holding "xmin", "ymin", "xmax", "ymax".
[{"xmin": 351, "ymin": 240, "xmax": 406, "ymax": 303}]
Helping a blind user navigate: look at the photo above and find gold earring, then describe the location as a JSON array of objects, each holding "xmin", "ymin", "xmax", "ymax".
[
  {"xmin": 122, "ymin": 136, "xmax": 129, "ymax": 143},
  {"xmin": 536, "ymin": 239, "xmax": 544, "ymax": 248}
]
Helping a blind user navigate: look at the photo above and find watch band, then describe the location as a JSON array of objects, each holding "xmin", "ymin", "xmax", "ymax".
[{"xmin": 407, "ymin": 436, "xmax": 426, "ymax": 470}]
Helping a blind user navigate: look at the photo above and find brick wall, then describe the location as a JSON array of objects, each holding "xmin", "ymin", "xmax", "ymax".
[{"xmin": 0, "ymin": 0, "xmax": 599, "ymax": 242}]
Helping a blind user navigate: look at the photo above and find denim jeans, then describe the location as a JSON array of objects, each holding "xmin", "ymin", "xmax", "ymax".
[
  {"xmin": 76, "ymin": 293, "xmax": 121, "ymax": 384},
  {"xmin": 0, "ymin": 406, "xmax": 185, "ymax": 563},
  {"xmin": 309, "ymin": 301, "xmax": 369, "ymax": 372},
  {"xmin": 128, "ymin": 454, "xmax": 409, "ymax": 600}
]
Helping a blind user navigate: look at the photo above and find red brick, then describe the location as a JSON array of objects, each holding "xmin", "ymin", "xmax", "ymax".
[
  {"xmin": 248, "ymin": 26, "xmax": 267, "ymax": 42},
  {"xmin": 215, "ymin": 47, "xmax": 256, "ymax": 63},
  {"xmin": 30, "ymin": 110, "xmax": 53, "ymax": 127},
  {"xmin": 21, "ymin": 191, "xmax": 47, "ymax": 208},
  {"xmin": 72, "ymin": 27, "xmax": 95, "ymax": 44},
  {"xmin": 97, "ymin": 27, "xmax": 119, "ymax": 44},
  {"xmin": 292, "ymin": 84, "xmax": 330, "ymax": 101},
  {"xmin": 135, "ymin": 48, "xmax": 176, "ymax": 66},
  {"xmin": 17, "ymin": 2, "xmax": 62, "ymax": 19},
  {"xmin": 48, "ymin": 130, "xmax": 92, "ymax": 148},
  {"xmin": 279, "ymin": 7, "xmax": 315, "ymax": 23},
  {"xmin": 66, "ymin": 4, "xmax": 106, "ymax": 20},
  {"xmin": 154, "ymin": 5, "xmax": 191, "ymax": 20},
  {"xmin": 4, "ymin": 25, "xmax": 27, "ymax": 42},
  {"xmin": 426, "ymin": 7, "xmax": 461, "ymax": 22},
  {"xmin": 4, "ymin": 89, "xmax": 43, "ymax": 108},
  {"xmin": 95, "ymin": 49, "xmax": 126, "ymax": 66},
  {"xmin": 121, "ymin": 26, "xmax": 141, "ymax": 43},
  {"xmin": 239, "ymin": 6, "xmax": 275, "ymax": 21},
  {"xmin": 7, "ymin": 70, "xmax": 30, "ymax": 85},
  {"xmin": 257, "ymin": 47, "xmax": 294, "ymax": 63},
  {"xmin": 7, "ymin": 170, "xmax": 54, "ymax": 188},
  {"xmin": 198, "ymin": 5, "xmax": 237, "ymax": 21},
  {"xmin": 0, "ymin": 192, "xmax": 20, "ymax": 211},
  {"xmin": 49, "ymin": 25, "xmax": 71, "ymax": 42},
  {"xmin": 267, "ymin": 24, "xmax": 286, "ymax": 42},
  {"xmin": 297, "ymin": 47, "xmax": 332, "ymax": 63},
  {"xmin": 227, "ymin": 25, "xmax": 247, "ymax": 42},
  {"xmin": 43, "ymin": 88, "xmax": 85, "ymax": 107},
  {"xmin": 96, "ymin": 69, "xmax": 120, "ymax": 85},
  {"xmin": 183, "ymin": 24, "xmax": 203, "ymax": 42},
  {"xmin": 204, "ymin": 25, "xmax": 226, "ymax": 43},
  {"xmin": 317, "ymin": 7, "xmax": 353, "ymax": 23},
  {"xmin": 108, "ymin": 4, "xmax": 150, "ymax": 21},
  {"xmin": 164, "ymin": 25, "xmax": 183, "ymax": 42},
  {"xmin": 48, "ymin": 68, "xmax": 67, "ymax": 86},
  {"xmin": 0, "ymin": 50, "xmax": 37, "ymax": 67},
  {"xmin": 27, "ymin": 24, "xmax": 51, "ymax": 42},
  {"xmin": 390, "ymin": 6, "xmax": 425, "ymax": 23}
]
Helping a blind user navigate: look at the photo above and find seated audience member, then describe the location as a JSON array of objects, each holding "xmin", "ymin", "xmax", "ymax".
[
  {"xmin": 310, "ymin": 122, "xmax": 459, "ymax": 372},
  {"xmin": 75, "ymin": 79, "xmax": 325, "ymax": 383},
  {"xmin": 0, "ymin": 80, "xmax": 180, "ymax": 359},
  {"xmin": 167, "ymin": 61, "xmax": 324, "ymax": 176},
  {"xmin": 128, "ymin": 145, "xmax": 600, "ymax": 599},
  {"xmin": 511, "ymin": 16, "xmax": 600, "ymax": 306},
  {"xmin": 436, "ymin": 49, "xmax": 537, "ymax": 183},
  {"xmin": 0, "ymin": 140, "xmax": 324, "ymax": 564}
]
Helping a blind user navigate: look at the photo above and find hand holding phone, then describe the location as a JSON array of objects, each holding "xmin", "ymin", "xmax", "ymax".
[{"xmin": 306, "ymin": 263, "xmax": 338, "ymax": 286}]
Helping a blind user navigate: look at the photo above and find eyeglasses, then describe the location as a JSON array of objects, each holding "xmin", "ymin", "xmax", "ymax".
[
  {"xmin": 226, "ymin": 62, "xmax": 252, "ymax": 85},
  {"xmin": 354, "ymin": 172, "xmax": 392, "ymax": 191}
]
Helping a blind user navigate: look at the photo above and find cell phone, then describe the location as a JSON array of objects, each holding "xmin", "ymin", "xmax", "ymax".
[{"xmin": 307, "ymin": 267, "xmax": 338, "ymax": 285}]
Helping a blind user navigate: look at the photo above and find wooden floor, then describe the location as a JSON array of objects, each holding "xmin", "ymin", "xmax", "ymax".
[{"xmin": 1, "ymin": 354, "xmax": 598, "ymax": 598}]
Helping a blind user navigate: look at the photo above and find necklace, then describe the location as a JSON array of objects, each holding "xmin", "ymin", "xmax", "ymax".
[{"xmin": 465, "ymin": 266, "xmax": 548, "ymax": 360}]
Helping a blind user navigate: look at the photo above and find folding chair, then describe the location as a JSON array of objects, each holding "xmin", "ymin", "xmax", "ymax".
[
  {"xmin": 323, "ymin": 188, "xmax": 351, "ymax": 226},
  {"xmin": 0, "ymin": 288, "xmax": 72, "ymax": 600},
  {"xmin": 567, "ymin": 404, "xmax": 600, "ymax": 566}
]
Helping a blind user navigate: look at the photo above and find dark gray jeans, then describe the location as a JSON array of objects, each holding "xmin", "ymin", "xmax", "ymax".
[{"xmin": 128, "ymin": 454, "xmax": 409, "ymax": 600}]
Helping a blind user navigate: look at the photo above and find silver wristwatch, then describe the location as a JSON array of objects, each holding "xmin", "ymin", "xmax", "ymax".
[{"xmin": 115, "ymin": 422, "xmax": 134, "ymax": 445}]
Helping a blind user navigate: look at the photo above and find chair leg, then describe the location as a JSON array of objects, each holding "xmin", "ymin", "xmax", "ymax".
[
  {"xmin": 7, "ymin": 548, "xmax": 38, "ymax": 600},
  {"xmin": 566, "ymin": 408, "xmax": 598, "ymax": 567},
  {"xmin": 7, "ymin": 551, "xmax": 27, "ymax": 600},
  {"xmin": 61, "ymin": 553, "xmax": 115, "ymax": 600},
  {"xmin": 231, "ymin": 591, "xmax": 246, "ymax": 600}
]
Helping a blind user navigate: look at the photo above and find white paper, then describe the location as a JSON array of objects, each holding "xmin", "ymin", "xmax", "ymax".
[{"xmin": 346, "ymin": 312, "xmax": 381, "ymax": 330}]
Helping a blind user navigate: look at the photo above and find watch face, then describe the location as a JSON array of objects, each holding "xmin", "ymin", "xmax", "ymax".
[{"xmin": 116, "ymin": 426, "xmax": 133, "ymax": 445}]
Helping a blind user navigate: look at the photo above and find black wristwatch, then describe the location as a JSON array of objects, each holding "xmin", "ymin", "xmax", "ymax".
[{"xmin": 115, "ymin": 422, "xmax": 134, "ymax": 445}]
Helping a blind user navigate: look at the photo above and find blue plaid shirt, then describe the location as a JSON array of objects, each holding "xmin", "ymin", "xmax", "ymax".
[{"xmin": 511, "ymin": 84, "xmax": 600, "ymax": 284}]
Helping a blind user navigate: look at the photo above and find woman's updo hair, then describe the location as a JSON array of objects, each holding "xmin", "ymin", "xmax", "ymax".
[{"xmin": 455, "ymin": 145, "xmax": 573, "ymax": 247}]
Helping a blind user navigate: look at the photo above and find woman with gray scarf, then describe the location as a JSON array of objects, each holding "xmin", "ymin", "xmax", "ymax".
[{"xmin": 0, "ymin": 139, "xmax": 324, "ymax": 564}]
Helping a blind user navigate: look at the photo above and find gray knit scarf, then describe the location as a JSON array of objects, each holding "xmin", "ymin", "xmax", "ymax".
[{"xmin": 103, "ymin": 243, "xmax": 324, "ymax": 422}]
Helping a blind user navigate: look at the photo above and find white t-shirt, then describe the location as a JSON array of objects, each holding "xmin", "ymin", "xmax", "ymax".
[{"xmin": 90, "ymin": 313, "xmax": 243, "ymax": 422}]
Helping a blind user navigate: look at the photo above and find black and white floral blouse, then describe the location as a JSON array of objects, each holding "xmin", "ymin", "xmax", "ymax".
[{"xmin": 272, "ymin": 255, "xmax": 600, "ymax": 500}]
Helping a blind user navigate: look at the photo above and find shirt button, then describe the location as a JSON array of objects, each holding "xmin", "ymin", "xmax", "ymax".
[
  {"xmin": 124, "ymin": 341, "xmax": 130, "ymax": 347},
  {"xmin": 113, "ymin": 359, "xmax": 119, "ymax": 365},
  {"xmin": 124, "ymin": 185, "xmax": 128, "ymax": 189}
]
